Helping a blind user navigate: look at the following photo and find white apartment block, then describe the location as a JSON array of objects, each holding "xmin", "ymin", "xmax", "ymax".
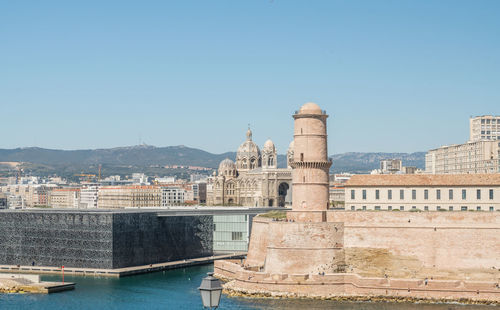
[
  {"xmin": 345, "ymin": 174, "xmax": 500, "ymax": 212},
  {"xmin": 470, "ymin": 115, "xmax": 500, "ymax": 142},
  {"xmin": 161, "ymin": 187, "xmax": 185, "ymax": 206},
  {"xmin": 425, "ymin": 140, "xmax": 499, "ymax": 174},
  {"xmin": 380, "ymin": 159, "xmax": 402, "ymax": 173},
  {"xmin": 7, "ymin": 195, "xmax": 24, "ymax": 209},
  {"xmin": 80, "ymin": 185, "xmax": 99, "ymax": 208}
]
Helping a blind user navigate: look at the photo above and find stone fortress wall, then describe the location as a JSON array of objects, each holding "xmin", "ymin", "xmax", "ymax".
[
  {"xmin": 328, "ymin": 211, "xmax": 499, "ymax": 272},
  {"xmin": 216, "ymin": 211, "xmax": 500, "ymax": 302},
  {"xmin": 215, "ymin": 102, "xmax": 500, "ymax": 303}
]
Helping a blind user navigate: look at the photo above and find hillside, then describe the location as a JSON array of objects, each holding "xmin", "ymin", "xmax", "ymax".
[
  {"xmin": 329, "ymin": 152, "xmax": 426, "ymax": 174},
  {"xmin": 0, "ymin": 146, "xmax": 425, "ymax": 179}
]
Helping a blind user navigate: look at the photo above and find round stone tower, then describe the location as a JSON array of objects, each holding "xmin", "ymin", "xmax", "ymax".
[{"xmin": 289, "ymin": 102, "xmax": 331, "ymax": 222}]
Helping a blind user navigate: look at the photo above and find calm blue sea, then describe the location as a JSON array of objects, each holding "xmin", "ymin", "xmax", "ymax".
[{"xmin": 0, "ymin": 264, "xmax": 495, "ymax": 310}]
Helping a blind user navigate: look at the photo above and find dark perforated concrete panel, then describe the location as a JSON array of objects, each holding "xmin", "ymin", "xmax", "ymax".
[{"xmin": 0, "ymin": 210, "xmax": 213, "ymax": 269}]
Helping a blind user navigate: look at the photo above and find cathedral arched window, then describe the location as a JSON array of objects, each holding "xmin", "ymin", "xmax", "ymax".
[
  {"xmin": 268, "ymin": 156, "xmax": 274, "ymax": 166},
  {"xmin": 250, "ymin": 158, "xmax": 256, "ymax": 169}
]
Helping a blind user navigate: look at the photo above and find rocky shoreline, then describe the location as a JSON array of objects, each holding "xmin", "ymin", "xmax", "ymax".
[
  {"xmin": 0, "ymin": 287, "xmax": 29, "ymax": 294},
  {"xmin": 219, "ymin": 278, "xmax": 498, "ymax": 306}
]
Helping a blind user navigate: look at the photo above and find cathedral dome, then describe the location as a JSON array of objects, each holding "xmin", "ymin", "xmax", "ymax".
[
  {"xmin": 218, "ymin": 158, "xmax": 236, "ymax": 176},
  {"xmin": 236, "ymin": 128, "xmax": 261, "ymax": 170},
  {"xmin": 237, "ymin": 140, "xmax": 261, "ymax": 155},
  {"xmin": 288, "ymin": 140, "xmax": 294, "ymax": 150},
  {"xmin": 298, "ymin": 102, "xmax": 322, "ymax": 115},
  {"xmin": 263, "ymin": 139, "xmax": 276, "ymax": 153}
]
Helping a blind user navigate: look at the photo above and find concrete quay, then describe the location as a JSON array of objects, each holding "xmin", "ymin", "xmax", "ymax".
[{"xmin": 0, "ymin": 253, "xmax": 246, "ymax": 278}]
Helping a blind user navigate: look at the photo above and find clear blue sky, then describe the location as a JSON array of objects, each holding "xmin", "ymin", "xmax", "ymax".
[{"xmin": 1, "ymin": 1, "xmax": 499, "ymax": 155}]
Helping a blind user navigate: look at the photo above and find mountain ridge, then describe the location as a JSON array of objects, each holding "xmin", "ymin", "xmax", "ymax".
[{"xmin": 0, "ymin": 145, "xmax": 426, "ymax": 177}]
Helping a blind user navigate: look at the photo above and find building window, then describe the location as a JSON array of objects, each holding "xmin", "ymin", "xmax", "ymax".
[
  {"xmin": 375, "ymin": 190, "xmax": 380, "ymax": 200},
  {"xmin": 412, "ymin": 206, "xmax": 416, "ymax": 210},
  {"xmin": 490, "ymin": 206, "xmax": 494, "ymax": 212},
  {"xmin": 477, "ymin": 206, "xmax": 481, "ymax": 211},
  {"xmin": 362, "ymin": 190, "xmax": 366, "ymax": 200},
  {"xmin": 449, "ymin": 189, "xmax": 453, "ymax": 200},
  {"xmin": 231, "ymin": 231, "xmax": 243, "ymax": 241},
  {"xmin": 351, "ymin": 190, "xmax": 355, "ymax": 200},
  {"xmin": 437, "ymin": 206, "xmax": 441, "ymax": 211},
  {"xmin": 477, "ymin": 189, "xmax": 481, "ymax": 200},
  {"xmin": 424, "ymin": 189, "xmax": 428, "ymax": 200},
  {"xmin": 351, "ymin": 206, "xmax": 355, "ymax": 211},
  {"xmin": 400, "ymin": 189, "xmax": 404, "ymax": 200},
  {"xmin": 412, "ymin": 190, "xmax": 416, "ymax": 200},
  {"xmin": 490, "ymin": 189, "xmax": 494, "ymax": 200},
  {"xmin": 462, "ymin": 189, "xmax": 466, "ymax": 200},
  {"xmin": 375, "ymin": 206, "xmax": 380, "ymax": 210},
  {"xmin": 461, "ymin": 206, "xmax": 467, "ymax": 211},
  {"xmin": 436, "ymin": 189, "xmax": 441, "ymax": 200},
  {"xmin": 388, "ymin": 189, "xmax": 392, "ymax": 200},
  {"xmin": 449, "ymin": 206, "xmax": 453, "ymax": 211},
  {"xmin": 300, "ymin": 153, "xmax": 304, "ymax": 161},
  {"xmin": 362, "ymin": 206, "xmax": 366, "ymax": 210},
  {"xmin": 400, "ymin": 206, "xmax": 404, "ymax": 211},
  {"xmin": 424, "ymin": 206, "xmax": 429, "ymax": 211},
  {"xmin": 388, "ymin": 206, "xmax": 392, "ymax": 211}
]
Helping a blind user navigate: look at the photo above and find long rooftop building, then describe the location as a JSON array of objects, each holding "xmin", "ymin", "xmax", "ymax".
[{"xmin": 345, "ymin": 174, "xmax": 500, "ymax": 212}]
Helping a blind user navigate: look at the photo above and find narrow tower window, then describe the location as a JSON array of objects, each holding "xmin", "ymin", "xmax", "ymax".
[{"xmin": 300, "ymin": 153, "xmax": 304, "ymax": 161}]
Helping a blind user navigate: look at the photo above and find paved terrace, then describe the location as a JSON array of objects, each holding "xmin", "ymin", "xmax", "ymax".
[{"xmin": 5, "ymin": 206, "xmax": 289, "ymax": 216}]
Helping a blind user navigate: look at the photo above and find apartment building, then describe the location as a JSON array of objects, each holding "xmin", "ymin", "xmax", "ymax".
[
  {"xmin": 345, "ymin": 174, "xmax": 500, "ymax": 211},
  {"xmin": 425, "ymin": 140, "xmax": 499, "ymax": 174},
  {"xmin": 380, "ymin": 159, "xmax": 402, "ymax": 173},
  {"xmin": 49, "ymin": 188, "xmax": 80, "ymax": 208},
  {"xmin": 425, "ymin": 115, "xmax": 500, "ymax": 174},
  {"xmin": 80, "ymin": 184, "xmax": 99, "ymax": 208},
  {"xmin": 161, "ymin": 187, "xmax": 185, "ymax": 206},
  {"xmin": 0, "ymin": 185, "xmax": 52, "ymax": 207},
  {"xmin": 98, "ymin": 185, "xmax": 161, "ymax": 208},
  {"xmin": 469, "ymin": 115, "xmax": 500, "ymax": 142}
]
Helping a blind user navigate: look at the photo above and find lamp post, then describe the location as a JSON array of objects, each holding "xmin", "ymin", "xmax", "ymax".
[{"xmin": 198, "ymin": 272, "xmax": 223, "ymax": 309}]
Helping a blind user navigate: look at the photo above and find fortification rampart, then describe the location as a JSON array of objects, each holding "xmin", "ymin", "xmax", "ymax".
[
  {"xmin": 218, "ymin": 211, "xmax": 500, "ymax": 302},
  {"xmin": 327, "ymin": 211, "xmax": 500, "ymax": 272},
  {"xmin": 215, "ymin": 260, "xmax": 500, "ymax": 302}
]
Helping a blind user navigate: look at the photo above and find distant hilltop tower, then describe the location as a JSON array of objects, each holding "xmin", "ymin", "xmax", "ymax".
[{"xmin": 289, "ymin": 102, "xmax": 331, "ymax": 222}]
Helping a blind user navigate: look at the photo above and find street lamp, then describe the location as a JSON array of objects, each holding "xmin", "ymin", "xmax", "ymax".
[{"xmin": 198, "ymin": 272, "xmax": 223, "ymax": 309}]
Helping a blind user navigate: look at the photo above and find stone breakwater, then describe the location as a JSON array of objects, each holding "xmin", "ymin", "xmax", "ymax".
[{"xmin": 215, "ymin": 260, "xmax": 500, "ymax": 304}]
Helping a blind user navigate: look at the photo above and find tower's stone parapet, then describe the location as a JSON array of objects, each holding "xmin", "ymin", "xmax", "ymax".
[{"xmin": 289, "ymin": 102, "xmax": 332, "ymax": 222}]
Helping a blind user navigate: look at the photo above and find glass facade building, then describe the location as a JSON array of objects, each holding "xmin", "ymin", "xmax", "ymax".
[{"xmin": 213, "ymin": 214, "xmax": 255, "ymax": 253}]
